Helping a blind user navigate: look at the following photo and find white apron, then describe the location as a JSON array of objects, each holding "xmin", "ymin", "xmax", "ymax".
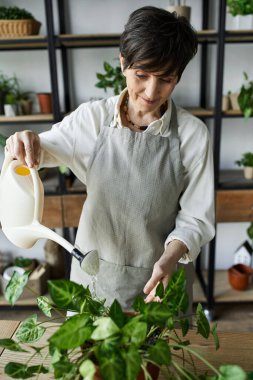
[{"xmin": 71, "ymin": 102, "xmax": 195, "ymax": 310}]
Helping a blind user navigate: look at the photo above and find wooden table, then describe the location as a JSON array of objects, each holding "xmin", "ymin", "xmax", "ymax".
[{"xmin": 0, "ymin": 321, "xmax": 253, "ymax": 379}]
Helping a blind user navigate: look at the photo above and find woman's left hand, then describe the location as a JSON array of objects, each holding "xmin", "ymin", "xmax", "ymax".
[{"xmin": 143, "ymin": 240, "xmax": 188, "ymax": 303}]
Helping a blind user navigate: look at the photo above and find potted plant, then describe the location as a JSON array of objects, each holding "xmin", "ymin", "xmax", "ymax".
[
  {"xmin": 227, "ymin": 0, "xmax": 253, "ymax": 16},
  {"xmin": 166, "ymin": 1, "xmax": 191, "ymax": 22},
  {"xmin": 95, "ymin": 61, "xmax": 126, "ymax": 96},
  {"xmin": 238, "ymin": 72, "xmax": 253, "ymax": 118},
  {"xmin": 0, "ymin": 6, "xmax": 41, "ymax": 37},
  {"xmin": 226, "ymin": 0, "xmax": 253, "ymax": 29},
  {"xmin": 0, "ymin": 267, "xmax": 249, "ymax": 380},
  {"xmin": 235, "ymin": 152, "xmax": 253, "ymax": 179},
  {"xmin": 0, "ymin": 72, "xmax": 18, "ymax": 115}
]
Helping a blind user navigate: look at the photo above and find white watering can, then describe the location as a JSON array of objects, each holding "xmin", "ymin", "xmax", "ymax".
[{"xmin": 0, "ymin": 152, "xmax": 99, "ymax": 275}]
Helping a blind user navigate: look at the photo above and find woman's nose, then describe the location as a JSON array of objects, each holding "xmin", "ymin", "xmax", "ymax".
[{"xmin": 145, "ymin": 78, "xmax": 159, "ymax": 99}]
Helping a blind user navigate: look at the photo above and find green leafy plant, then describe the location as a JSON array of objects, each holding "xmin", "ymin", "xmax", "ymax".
[
  {"xmin": 0, "ymin": 267, "xmax": 251, "ymax": 379},
  {"xmin": 0, "ymin": 132, "xmax": 7, "ymax": 147},
  {"xmin": 238, "ymin": 72, "xmax": 253, "ymax": 118},
  {"xmin": 0, "ymin": 6, "xmax": 35, "ymax": 20},
  {"xmin": 227, "ymin": 0, "xmax": 253, "ymax": 16},
  {"xmin": 95, "ymin": 61, "xmax": 126, "ymax": 95},
  {"xmin": 235, "ymin": 152, "xmax": 253, "ymax": 167}
]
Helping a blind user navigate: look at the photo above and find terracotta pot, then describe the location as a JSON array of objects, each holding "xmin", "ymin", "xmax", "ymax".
[
  {"xmin": 37, "ymin": 92, "xmax": 52, "ymax": 114},
  {"xmin": 228, "ymin": 263, "xmax": 253, "ymax": 291},
  {"xmin": 94, "ymin": 362, "xmax": 159, "ymax": 380}
]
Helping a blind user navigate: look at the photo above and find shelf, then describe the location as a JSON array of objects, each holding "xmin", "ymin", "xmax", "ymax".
[
  {"xmin": 0, "ymin": 114, "xmax": 54, "ymax": 125},
  {"xmin": 219, "ymin": 169, "xmax": 253, "ymax": 190},
  {"xmin": 59, "ymin": 33, "xmax": 121, "ymax": 48},
  {"xmin": 225, "ymin": 29, "xmax": 253, "ymax": 43},
  {"xmin": 0, "ymin": 35, "xmax": 49, "ymax": 50},
  {"xmin": 194, "ymin": 270, "xmax": 253, "ymax": 303}
]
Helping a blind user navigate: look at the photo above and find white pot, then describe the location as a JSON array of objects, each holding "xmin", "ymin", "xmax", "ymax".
[
  {"xmin": 166, "ymin": 6, "xmax": 191, "ymax": 22},
  {"xmin": 244, "ymin": 167, "xmax": 253, "ymax": 180},
  {"xmin": 226, "ymin": 13, "xmax": 253, "ymax": 30},
  {"xmin": 229, "ymin": 93, "xmax": 240, "ymax": 111},
  {"xmin": 4, "ymin": 104, "xmax": 17, "ymax": 117}
]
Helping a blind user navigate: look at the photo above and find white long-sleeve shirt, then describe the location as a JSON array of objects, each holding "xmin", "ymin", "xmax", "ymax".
[{"xmin": 39, "ymin": 89, "xmax": 215, "ymax": 263}]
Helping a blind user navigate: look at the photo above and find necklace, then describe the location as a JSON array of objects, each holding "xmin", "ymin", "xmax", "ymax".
[
  {"xmin": 123, "ymin": 96, "xmax": 148, "ymax": 131},
  {"xmin": 122, "ymin": 95, "xmax": 168, "ymax": 131}
]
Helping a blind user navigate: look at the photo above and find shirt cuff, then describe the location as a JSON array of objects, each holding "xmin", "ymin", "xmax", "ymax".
[{"xmin": 164, "ymin": 234, "xmax": 200, "ymax": 263}]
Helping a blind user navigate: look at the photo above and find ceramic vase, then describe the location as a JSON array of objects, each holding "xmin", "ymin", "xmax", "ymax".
[{"xmin": 37, "ymin": 92, "xmax": 52, "ymax": 114}]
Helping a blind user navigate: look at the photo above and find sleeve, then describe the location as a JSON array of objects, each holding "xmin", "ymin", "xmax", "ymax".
[
  {"xmin": 165, "ymin": 124, "xmax": 215, "ymax": 263},
  {"xmin": 38, "ymin": 102, "xmax": 102, "ymax": 184}
]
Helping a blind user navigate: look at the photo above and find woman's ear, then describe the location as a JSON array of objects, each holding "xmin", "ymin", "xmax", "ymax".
[{"xmin": 119, "ymin": 54, "xmax": 125, "ymax": 74}]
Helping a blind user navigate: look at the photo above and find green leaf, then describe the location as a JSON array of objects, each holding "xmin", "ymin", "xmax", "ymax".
[
  {"xmin": 79, "ymin": 359, "xmax": 96, "ymax": 380},
  {"xmin": 0, "ymin": 338, "xmax": 27, "ymax": 352},
  {"xmin": 132, "ymin": 295, "xmax": 146, "ymax": 313},
  {"xmin": 218, "ymin": 364, "xmax": 247, "ymax": 380},
  {"xmin": 49, "ymin": 314, "xmax": 93, "ymax": 349},
  {"xmin": 37, "ymin": 296, "xmax": 52, "ymax": 317},
  {"xmin": 124, "ymin": 346, "xmax": 142, "ymax": 380},
  {"xmin": 122, "ymin": 320, "xmax": 147, "ymax": 346},
  {"xmin": 48, "ymin": 279, "xmax": 87, "ymax": 311},
  {"xmin": 91, "ymin": 317, "xmax": 120, "ymax": 340},
  {"xmin": 180, "ymin": 318, "xmax": 190, "ymax": 337},
  {"xmin": 98, "ymin": 351, "xmax": 125, "ymax": 380},
  {"xmin": 144, "ymin": 302, "xmax": 173, "ymax": 324},
  {"xmin": 211, "ymin": 322, "xmax": 220, "ymax": 350},
  {"xmin": 53, "ymin": 357, "xmax": 77, "ymax": 379},
  {"xmin": 147, "ymin": 338, "xmax": 171, "ymax": 366},
  {"xmin": 109, "ymin": 299, "xmax": 126, "ymax": 328},
  {"xmin": 5, "ymin": 362, "xmax": 48, "ymax": 379},
  {"xmin": 196, "ymin": 303, "xmax": 210, "ymax": 339},
  {"xmin": 162, "ymin": 268, "xmax": 189, "ymax": 315},
  {"xmin": 16, "ymin": 314, "xmax": 45, "ymax": 343},
  {"xmin": 155, "ymin": 281, "xmax": 165, "ymax": 299},
  {"xmin": 4, "ymin": 271, "xmax": 30, "ymax": 305}
]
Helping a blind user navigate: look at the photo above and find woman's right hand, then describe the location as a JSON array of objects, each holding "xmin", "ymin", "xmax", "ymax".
[{"xmin": 5, "ymin": 130, "xmax": 41, "ymax": 168}]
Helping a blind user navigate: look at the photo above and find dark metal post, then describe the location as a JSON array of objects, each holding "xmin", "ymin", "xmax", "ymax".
[{"xmin": 44, "ymin": 0, "xmax": 61, "ymax": 121}]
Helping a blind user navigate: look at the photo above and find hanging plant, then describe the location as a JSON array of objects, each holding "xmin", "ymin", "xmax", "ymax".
[{"xmin": 227, "ymin": 0, "xmax": 253, "ymax": 16}]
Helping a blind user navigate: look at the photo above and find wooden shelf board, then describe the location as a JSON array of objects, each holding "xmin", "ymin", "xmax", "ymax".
[
  {"xmin": 0, "ymin": 35, "xmax": 48, "ymax": 49},
  {"xmin": 194, "ymin": 270, "xmax": 253, "ymax": 303},
  {"xmin": 0, "ymin": 114, "xmax": 54, "ymax": 124}
]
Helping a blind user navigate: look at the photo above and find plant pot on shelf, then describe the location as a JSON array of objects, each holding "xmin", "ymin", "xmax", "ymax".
[
  {"xmin": 228, "ymin": 263, "xmax": 253, "ymax": 291},
  {"xmin": 0, "ymin": 19, "xmax": 41, "ymax": 37},
  {"xmin": 37, "ymin": 92, "xmax": 52, "ymax": 114},
  {"xmin": 229, "ymin": 92, "xmax": 240, "ymax": 110},
  {"xmin": 19, "ymin": 98, "xmax": 33, "ymax": 115},
  {"xmin": 4, "ymin": 104, "xmax": 17, "ymax": 117},
  {"xmin": 243, "ymin": 166, "xmax": 253, "ymax": 179},
  {"xmin": 166, "ymin": 6, "xmax": 191, "ymax": 22}
]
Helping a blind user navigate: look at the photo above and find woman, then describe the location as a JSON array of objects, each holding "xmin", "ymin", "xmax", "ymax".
[{"xmin": 5, "ymin": 6, "xmax": 214, "ymax": 311}]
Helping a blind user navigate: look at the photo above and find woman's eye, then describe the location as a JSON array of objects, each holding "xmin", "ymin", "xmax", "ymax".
[
  {"xmin": 136, "ymin": 74, "xmax": 147, "ymax": 79},
  {"xmin": 160, "ymin": 78, "xmax": 173, "ymax": 84}
]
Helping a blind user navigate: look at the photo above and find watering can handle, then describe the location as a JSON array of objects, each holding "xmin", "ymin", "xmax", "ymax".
[
  {"xmin": 1, "ymin": 149, "xmax": 14, "ymax": 176},
  {"xmin": 30, "ymin": 167, "xmax": 43, "ymax": 222}
]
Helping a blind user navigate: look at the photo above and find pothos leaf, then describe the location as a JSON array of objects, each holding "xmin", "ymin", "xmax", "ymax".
[
  {"xmin": 79, "ymin": 359, "xmax": 96, "ymax": 380},
  {"xmin": 180, "ymin": 318, "xmax": 190, "ymax": 337},
  {"xmin": 37, "ymin": 295, "xmax": 52, "ymax": 317},
  {"xmin": 5, "ymin": 362, "xmax": 48, "ymax": 379},
  {"xmin": 196, "ymin": 303, "xmax": 210, "ymax": 339},
  {"xmin": 4, "ymin": 271, "xmax": 30, "ymax": 305},
  {"xmin": 124, "ymin": 346, "xmax": 142, "ymax": 380},
  {"xmin": 16, "ymin": 314, "xmax": 46, "ymax": 343},
  {"xmin": 91, "ymin": 317, "xmax": 120, "ymax": 340},
  {"xmin": 49, "ymin": 314, "xmax": 93, "ymax": 349},
  {"xmin": 48, "ymin": 279, "xmax": 88, "ymax": 311},
  {"xmin": 218, "ymin": 365, "xmax": 247, "ymax": 380},
  {"xmin": 0, "ymin": 338, "xmax": 28, "ymax": 352},
  {"xmin": 211, "ymin": 321, "xmax": 220, "ymax": 350},
  {"xmin": 147, "ymin": 338, "xmax": 171, "ymax": 366},
  {"xmin": 109, "ymin": 299, "xmax": 125, "ymax": 328}
]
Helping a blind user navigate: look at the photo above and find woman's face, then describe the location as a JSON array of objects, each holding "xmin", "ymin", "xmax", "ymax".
[{"xmin": 121, "ymin": 58, "xmax": 178, "ymax": 114}]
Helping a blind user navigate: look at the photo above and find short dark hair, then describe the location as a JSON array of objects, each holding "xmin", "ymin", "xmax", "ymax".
[{"xmin": 120, "ymin": 6, "xmax": 198, "ymax": 81}]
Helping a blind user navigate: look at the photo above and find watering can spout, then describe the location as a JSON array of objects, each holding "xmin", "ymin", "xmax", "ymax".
[{"xmin": 0, "ymin": 153, "xmax": 99, "ymax": 275}]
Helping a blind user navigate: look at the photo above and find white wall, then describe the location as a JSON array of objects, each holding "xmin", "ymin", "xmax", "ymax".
[{"xmin": 0, "ymin": 0, "xmax": 253, "ymax": 269}]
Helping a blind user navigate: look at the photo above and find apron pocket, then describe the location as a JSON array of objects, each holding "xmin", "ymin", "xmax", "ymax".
[{"xmin": 95, "ymin": 258, "xmax": 153, "ymax": 310}]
